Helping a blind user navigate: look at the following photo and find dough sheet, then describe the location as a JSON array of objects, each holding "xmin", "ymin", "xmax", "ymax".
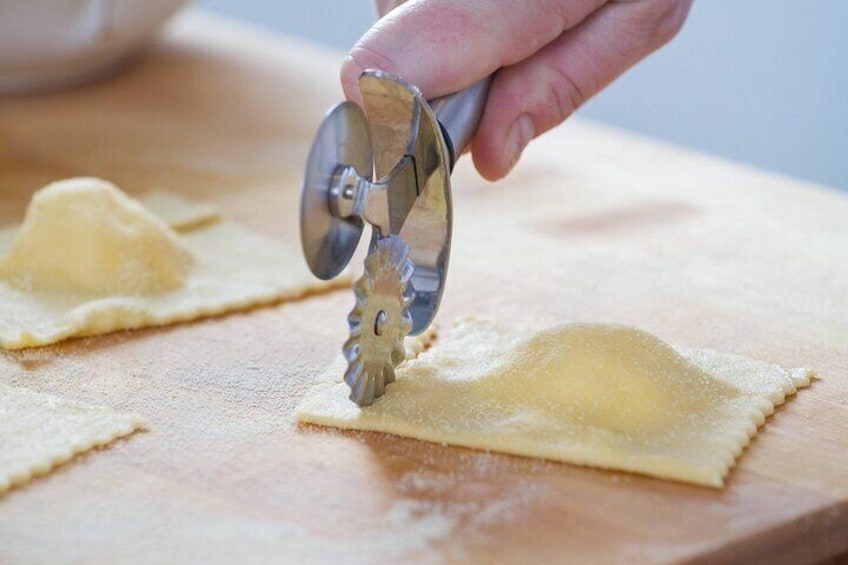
[
  {"xmin": 297, "ymin": 317, "xmax": 813, "ymax": 488},
  {"xmin": 137, "ymin": 190, "xmax": 221, "ymax": 231},
  {"xmin": 0, "ymin": 178, "xmax": 349, "ymax": 349},
  {"xmin": 0, "ymin": 383, "xmax": 146, "ymax": 494}
]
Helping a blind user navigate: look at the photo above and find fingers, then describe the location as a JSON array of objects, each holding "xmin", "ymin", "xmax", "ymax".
[
  {"xmin": 346, "ymin": 0, "xmax": 692, "ymax": 180},
  {"xmin": 472, "ymin": 0, "xmax": 692, "ymax": 180},
  {"xmin": 342, "ymin": 0, "xmax": 608, "ymax": 105}
]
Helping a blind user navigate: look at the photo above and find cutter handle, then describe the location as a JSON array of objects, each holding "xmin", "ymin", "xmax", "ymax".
[{"xmin": 428, "ymin": 76, "xmax": 492, "ymax": 168}]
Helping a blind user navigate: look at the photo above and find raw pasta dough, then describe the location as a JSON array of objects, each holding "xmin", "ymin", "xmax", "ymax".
[
  {"xmin": 0, "ymin": 178, "xmax": 349, "ymax": 349},
  {"xmin": 297, "ymin": 317, "xmax": 813, "ymax": 488},
  {"xmin": 0, "ymin": 383, "xmax": 146, "ymax": 494},
  {"xmin": 0, "ymin": 178, "xmax": 194, "ymax": 295},
  {"xmin": 137, "ymin": 190, "xmax": 221, "ymax": 231}
]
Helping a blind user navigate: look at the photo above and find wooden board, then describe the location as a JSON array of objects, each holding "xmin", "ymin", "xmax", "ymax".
[{"xmin": 1, "ymin": 11, "xmax": 846, "ymax": 564}]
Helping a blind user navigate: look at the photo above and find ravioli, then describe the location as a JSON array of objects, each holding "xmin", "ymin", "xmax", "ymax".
[
  {"xmin": 297, "ymin": 317, "xmax": 813, "ymax": 488},
  {"xmin": 0, "ymin": 178, "xmax": 193, "ymax": 295},
  {"xmin": 0, "ymin": 178, "xmax": 349, "ymax": 349}
]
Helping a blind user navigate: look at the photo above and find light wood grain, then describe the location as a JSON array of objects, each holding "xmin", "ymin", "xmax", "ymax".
[{"xmin": 0, "ymin": 11, "xmax": 846, "ymax": 564}]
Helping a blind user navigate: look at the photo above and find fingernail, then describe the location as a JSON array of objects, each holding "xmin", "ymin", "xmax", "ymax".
[{"xmin": 503, "ymin": 114, "xmax": 534, "ymax": 175}]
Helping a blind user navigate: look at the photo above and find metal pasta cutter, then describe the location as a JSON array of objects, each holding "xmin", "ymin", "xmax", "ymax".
[{"xmin": 300, "ymin": 70, "xmax": 489, "ymax": 406}]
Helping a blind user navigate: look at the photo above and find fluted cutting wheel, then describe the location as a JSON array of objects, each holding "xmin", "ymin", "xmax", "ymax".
[{"xmin": 343, "ymin": 235, "xmax": 415, "ymax": 406}]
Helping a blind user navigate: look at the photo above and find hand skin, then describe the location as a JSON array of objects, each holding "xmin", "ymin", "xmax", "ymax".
[{"xmin": 341, "ymin": 0, "xmax": 693, "ymax": 180}]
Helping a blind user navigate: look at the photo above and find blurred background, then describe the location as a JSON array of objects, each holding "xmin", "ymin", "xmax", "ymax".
[{"xmin": 201, "ymin": 1, "xmax": 847, "ymax": 191}]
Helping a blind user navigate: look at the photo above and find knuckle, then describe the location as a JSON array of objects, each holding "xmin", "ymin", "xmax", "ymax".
[
  {"xmin": 347, "ymin": 43, "xmax": 398, "ymax": 76},
  {"xmin": 636, "ymin": 0, "xmax": 691, "ymax": 46},
  {"xmin": 544, "ymin": 66, "xmax": 586, "ymax": 125},
  {"xmin": 515, "ymin": 65, "xmax": 585, "ymax": 134}
]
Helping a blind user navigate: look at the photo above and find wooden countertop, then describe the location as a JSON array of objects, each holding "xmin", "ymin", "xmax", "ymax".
[{"xmin": 1, "ymin": 11, "xmax": 846, "ymax": 564}]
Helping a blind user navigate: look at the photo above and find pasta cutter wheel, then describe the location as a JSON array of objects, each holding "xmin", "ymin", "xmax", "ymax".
[
  {"xmin": 342, "ymin": 235, "xmax": 414, "ymax": 404},
  {"xmin": 300, "ymin": 70, "xmax": 490, "ymax": 405}
]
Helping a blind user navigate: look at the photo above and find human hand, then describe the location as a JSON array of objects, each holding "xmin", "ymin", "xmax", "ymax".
[{"xmin": 341, "ymin": 0, "xmax": 692, "ymax": 180}]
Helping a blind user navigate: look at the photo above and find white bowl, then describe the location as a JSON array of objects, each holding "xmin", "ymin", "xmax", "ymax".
[{"xmin": 0, "ymin": 0, "xmax": 191, "ymax": 94}]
